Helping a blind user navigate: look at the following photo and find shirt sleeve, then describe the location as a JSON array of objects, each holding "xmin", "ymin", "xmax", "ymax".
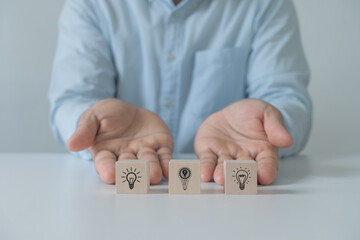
[
  {"xmin": 246, "ymin": 0, "xmax": 312, "ymax": 157},
  {"xmin": 49, "ymin": 0, "xmax": 117, "ymax": 159}
]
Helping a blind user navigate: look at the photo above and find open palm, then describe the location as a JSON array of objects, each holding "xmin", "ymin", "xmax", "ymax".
[
  {"xmin": 194, "ymin": 99, "xmax": 293, "ymax": 185},
  {"xmin": 67, "ymin": 99, "xmax": 173, "ymax": 184}
]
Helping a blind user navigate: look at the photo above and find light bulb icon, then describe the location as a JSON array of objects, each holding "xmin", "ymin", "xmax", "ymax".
[
  {"xmin": 178, "ymin": 167, "xmax": 191, "ymax": 190},
  {"xmin": 126, "ymin": 172, "xmax": 137, "ymax": 189},
  {"xmin": 121, "ymin": 168, "xmax": 141, "ymax": 190},
  {"xmin": 232, "ymin": 167, "xmax": 251, "ymax": 190}
]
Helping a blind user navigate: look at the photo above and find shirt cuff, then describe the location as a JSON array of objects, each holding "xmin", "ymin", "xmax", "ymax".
[
  {"xmin": 52, "ymin": 98, "xmax": 101, "ymax": 160},
  {"xmin": 267, "ymin": 98, "xmax": 311, "ymax": 158}
]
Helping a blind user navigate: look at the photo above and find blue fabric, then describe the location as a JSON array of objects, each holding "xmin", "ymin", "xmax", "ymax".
[{"xmin": 49, "ymin": 0, "xmax": 312, "ymax": 160}]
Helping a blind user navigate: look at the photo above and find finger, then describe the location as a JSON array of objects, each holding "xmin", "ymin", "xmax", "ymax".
[
  {"xmin": 197, "ymin": 151, "xmax": 217, "ymax": 182},
  {"xmin": 67, "ymin": 109, "xmax": 99, "ymax": 152},
  {"xmin": 256, "ymin": 149, "xmax": 278, "ymax": 185},
  {"xmin": 118, "ymin": 148, "xmax": 137, "ymax": 160},
  {"xmin": 212, "ymin": 153, "xmax": 233, "ymax": 185},
  {"xmin": 93, "ymin": 150, "xmax": 117, "ymax": 184},
  {"xmin": 137, "ymin": 147, "xmax": 163, "ymax": 185},
  {"xmin": 213, "ymin": 153, "xmax": 253, "ymax": 186},
  {"xmin": 157, "ymin": 147, "xmax": 172, "ymax": 180},
  {"xmin": 264, "ymin": 106, "xmax": 293, "ymax": 148}
]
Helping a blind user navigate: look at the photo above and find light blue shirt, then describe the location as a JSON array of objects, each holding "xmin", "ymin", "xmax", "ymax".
[{"xmin": 49, "ymin": 0, "xmax": 312, "ymax": 160}]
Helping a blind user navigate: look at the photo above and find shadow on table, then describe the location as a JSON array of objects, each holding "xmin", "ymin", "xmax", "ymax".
[
  {"xmin": 201, "ymin": 187, "xmax": 224, "ymax": 195},
  {"xmin": 274, "ymin": 155, "xmax": 311, "ymax": 186},
  {"xmin": 201, "ymin": 187, "xmax": 303, "ymax": 195},
  {"xmin": 316, "ymin": 164, "xmax": 360, "ymax": 178},
  {"xmin": 313, "ymin": 153, "xmax": 360, "ymax": 178},
  {"xmin": 149, "ymin": 180, "xmax": 168, "ymax": 194},
  {"xmin": 258, "ymin": 188, "xmax": 303, "ymax": 195},
  {"xmin": 149, "ymin": 188, "xmax": 168, "ymax": 194}
]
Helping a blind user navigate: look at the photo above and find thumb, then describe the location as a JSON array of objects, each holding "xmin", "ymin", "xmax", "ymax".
[
  {"xmin": 264, "ymin": 106, "xmax": 293, "ymax": 148},
  {"xmin": 67, "ymin": 109, "xmax": 99, "ymax": 152}
]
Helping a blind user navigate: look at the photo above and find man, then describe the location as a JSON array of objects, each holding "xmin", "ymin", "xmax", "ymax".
[{"xmin": 49, "ymin": 0, "xmax": 312, "ymax": 186}]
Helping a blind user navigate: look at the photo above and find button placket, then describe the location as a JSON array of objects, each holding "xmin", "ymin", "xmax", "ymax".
[{"xmin": 160, "ymin": 11, "xmax": 180, "ymax": 136}]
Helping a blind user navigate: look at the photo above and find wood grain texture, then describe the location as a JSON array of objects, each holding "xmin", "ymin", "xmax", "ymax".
[
  {"xmin": 116, "ymin": 160, "xmax": 150, "ymax": 194},
  {"xmin": 224, "ymin": 160, "xmax": 257, "ymax": 195}
]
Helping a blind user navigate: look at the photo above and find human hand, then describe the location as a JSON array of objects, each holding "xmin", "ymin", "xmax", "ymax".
[
  {"xmin": 67, "ymin": 99, "xmax": 173, "ymax": 184},
  {"xmin": 194, "ymin": 99, "xmax": 293, "ymax": 185}
]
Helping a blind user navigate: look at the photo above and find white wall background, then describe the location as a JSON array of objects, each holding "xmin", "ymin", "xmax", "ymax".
[
  {"xmin": 294, "ymin": 0, "xmax": 360, "ymax": 155},
  {"xmin": 0, "ymin": 0, "xmax": 65, "ymax": 153},
  {"xmin": 0, "ymin": 0, "xmax": 359, "ymax": 155}
]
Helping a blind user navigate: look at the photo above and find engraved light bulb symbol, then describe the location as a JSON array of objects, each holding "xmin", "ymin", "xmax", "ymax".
[
  {"xmin": 178, "ymin": 167, "xmax": 191, "ymax": 190},
  {"xmin": 232, "ymin": 167, "xmax": 251, "ymax": 190},
  {"xmin": 121, "ymin": 168, "xmax": 141, "ymax": 190},
  {"xmin": 126, "ymin": 172, "xmax": 137, "ymax": 189}
]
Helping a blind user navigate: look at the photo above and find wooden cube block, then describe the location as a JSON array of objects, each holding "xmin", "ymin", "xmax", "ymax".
[
  {"xmin": 169, "ymin": 160, "xmax": 201, "ymax": 194},
  {"xmin": 116, "ymin": 160, "xmax": 149, "ymax": 194},
  {"xmin": 224, "ymin": 160, "xmax": 257, "ymax": 195}
]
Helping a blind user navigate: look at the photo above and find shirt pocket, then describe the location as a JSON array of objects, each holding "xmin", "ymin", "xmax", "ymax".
[{"xmin": 187, "ymin": 47, "xmax": 247, "ymax": 118}]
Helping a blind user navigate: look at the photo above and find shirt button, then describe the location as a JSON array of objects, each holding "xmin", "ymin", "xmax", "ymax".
[
  {"xmin": 168, "ymin": 54, "xmax": 175, "ymax": 61},
  {"xmin": 172, "ymin": 12, "xmax": 178, "ymax": 19},
  {"xmin": 165, "ymin": 100, "xmax": 172, "ymax": 107}
]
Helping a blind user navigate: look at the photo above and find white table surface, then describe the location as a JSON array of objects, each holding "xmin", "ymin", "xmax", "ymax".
[{"xmin": 0, "ymin": 153, "xmax": 359, "ymax": 240}]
